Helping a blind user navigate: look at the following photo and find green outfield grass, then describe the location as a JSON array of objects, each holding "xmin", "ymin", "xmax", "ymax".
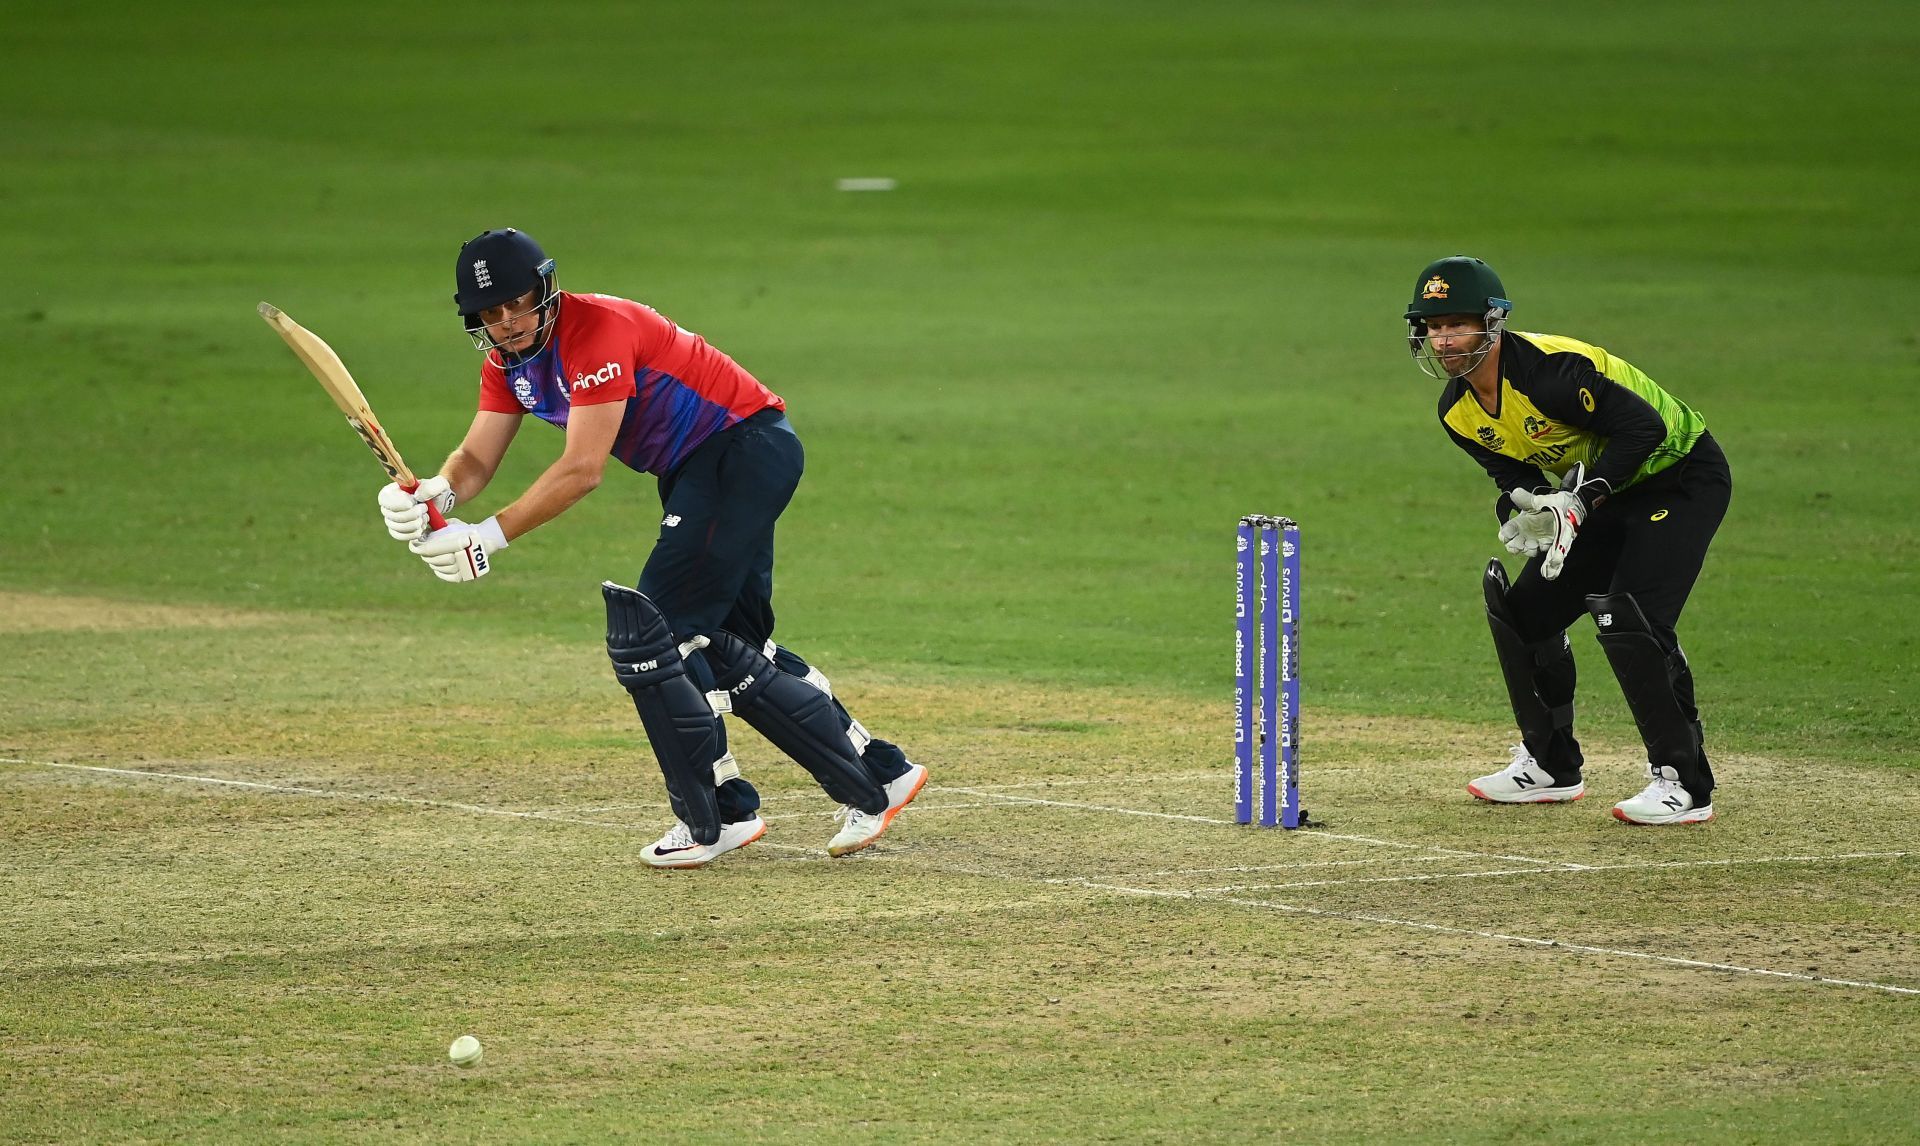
[{"xmin": 3, "ymin": 1, "xmax": 1917, "ymax": 1142}]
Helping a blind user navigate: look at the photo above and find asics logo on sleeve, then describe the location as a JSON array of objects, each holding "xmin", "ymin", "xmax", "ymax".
[{"xmin": 571, "ymin": 361, "xmax": 624, "ymax": 391}]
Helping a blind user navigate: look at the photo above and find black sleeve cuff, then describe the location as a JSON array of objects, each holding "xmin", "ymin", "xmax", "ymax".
[{"xmin": 1573, "ymin": 476, "xmax": 1613, "ymax": 509}]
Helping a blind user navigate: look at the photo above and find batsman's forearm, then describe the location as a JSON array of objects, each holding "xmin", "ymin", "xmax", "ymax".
[
  {"xmin": 439, "ymin": 447, "xmax": 497, "ymax": 505},
  {"xmin": 494, "ymin": 463, "xmax": 603, "ymax": 541}
]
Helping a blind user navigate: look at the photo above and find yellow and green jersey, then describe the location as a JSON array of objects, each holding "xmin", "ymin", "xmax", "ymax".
[{"xmin": 1438, "ymin": 331, "xmax": 1707, "ymax": 498}]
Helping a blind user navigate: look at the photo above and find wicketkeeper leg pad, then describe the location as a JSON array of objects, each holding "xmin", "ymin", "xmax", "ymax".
[
  {"xmin": 1483, "ymin": 560, "xmax": 1579, "ymax": 776},
  {"xmin": 1587, "ymin": 591, "xmax": 1712, "ymax": 797},
  {"xmin": 603, "ymin": 581, "xmax": 728, "ymax": 845},
  {"xmin": 703, "ymin": 631, "xmax": 888, "ymax": 813}
]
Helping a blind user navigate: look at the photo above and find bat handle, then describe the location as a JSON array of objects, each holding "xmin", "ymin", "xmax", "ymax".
[{"xmin": 401, "ymin": 479, "xmax": 452, "ymax": 531}]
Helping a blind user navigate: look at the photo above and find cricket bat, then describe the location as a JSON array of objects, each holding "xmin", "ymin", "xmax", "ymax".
[{"xmin": 257, "ymin": 301, "xmax": 449, "ymax": 531}]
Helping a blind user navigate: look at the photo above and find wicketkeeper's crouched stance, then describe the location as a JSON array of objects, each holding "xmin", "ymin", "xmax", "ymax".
[
  {"xmin": 1406, "ymin": 257, "xmax": 1732, "ymax": 825},
  {"xmin": 381, "ymin": 228, "xmax": 926, "ymax": 867}
]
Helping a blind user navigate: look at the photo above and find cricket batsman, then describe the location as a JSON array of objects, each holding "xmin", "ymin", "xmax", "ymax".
[
  {"xmin": 1406, "ymin": 256, "xmax": 1733, "ymax": 825},
  {"xmin": 380, "ymin": 228, "xmax": 927, "ymax": 867}
]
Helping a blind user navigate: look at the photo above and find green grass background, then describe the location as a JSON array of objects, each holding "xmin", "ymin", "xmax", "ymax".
[
  {"xmin": 3, "ymin": 5, "xmax": 1920, "ymax": 1142},
  {"xmin": 6, "ymin": 0, "xmax": 1916, "ymax": 760}
]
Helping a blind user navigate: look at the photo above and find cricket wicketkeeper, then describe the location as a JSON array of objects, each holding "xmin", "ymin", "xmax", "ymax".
[
  {"xmin": 1406, "ymin": 256, "xmax": 1733, "ymax": 825},
  {"xmin": 379, "ymin": 228, "xmax": 927, "ymax": 867}
]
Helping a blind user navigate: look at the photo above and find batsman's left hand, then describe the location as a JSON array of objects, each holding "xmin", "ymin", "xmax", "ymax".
[
  {"xmin": 378, "ymin": 476, "xmax": 456, "ymax": 542},
  {"xmin": 410, "ymin": 516, "xmax": 508, "ymax": 582}
]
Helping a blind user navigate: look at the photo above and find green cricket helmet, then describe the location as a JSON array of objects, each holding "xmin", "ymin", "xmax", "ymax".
[{"xmin": 1405, "ymin": 256, "xmax": 1511, "ymax": 380}]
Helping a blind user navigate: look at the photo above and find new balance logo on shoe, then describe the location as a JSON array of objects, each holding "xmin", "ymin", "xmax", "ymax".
[
  {"xmin": 1513, "ymin": 772, "xmax": 1539, "ymax": 788},
  {"xmin": 1662, "ymin": 795, "xmax": 1684, "ymax": 811}
]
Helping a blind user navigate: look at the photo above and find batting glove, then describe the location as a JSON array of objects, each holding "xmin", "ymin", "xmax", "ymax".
[
  {"xmin": 410, "ymin": 516, "xmax": 508, "ymax": 582},
  {"xmin": 378, "ymin": 476, "xmax": 456, "ymax": 542}
]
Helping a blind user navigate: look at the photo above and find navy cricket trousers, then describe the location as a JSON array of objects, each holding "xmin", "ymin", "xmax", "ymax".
[
  {"xmin": 639, "ymin": 407, "xmax": 800, "ymax": 649},
  {"xmin": 634, "ymin": 409, "xmax": 909, "ymax": 816}
]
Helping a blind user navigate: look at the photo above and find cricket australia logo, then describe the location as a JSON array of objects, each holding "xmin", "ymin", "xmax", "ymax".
[
  {"xmin": 512, "ymin": 376, "xmax": 536, "ymax": 409},
  {"xmin": 1524, "ymin": 415, "xmax": 1552, "ymax": 439},
  {"xmin": 1476, "ymin": 425, "xmax": 1505, "ymax": 450},
  {"xmin": 1422, "ymin": 275, "xmax": 1450, "ymax": 300},
  {"xmin": 473, "ymin": 260, "xmax": 492, "ymax": 289}
]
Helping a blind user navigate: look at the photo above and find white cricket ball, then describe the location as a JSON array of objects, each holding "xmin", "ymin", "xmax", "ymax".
[{"xmin": 448, "ymin": 1034, "xmax": 483, "ymax": 1067}]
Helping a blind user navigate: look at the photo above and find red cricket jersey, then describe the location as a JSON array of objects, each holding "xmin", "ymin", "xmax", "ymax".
[{"xmin": 479, "ymin": 292, "xmax": 784, "ymax": 474}]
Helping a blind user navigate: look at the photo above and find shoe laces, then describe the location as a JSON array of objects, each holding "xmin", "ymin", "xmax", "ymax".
[
  {"xmin": 833, "ymin": 805, "xmax": 872, "ymax": 830},
  {"xmin": 1635, "ymin": 768, "xmax": 1686, "ymax": 802},
  {"xmin": 657, "ymin": 820, "xmax": 696, "ymax": 849},
  {"xmin": 1505, "ymin": 744, "xmax": 1536, "ymax": 775}
]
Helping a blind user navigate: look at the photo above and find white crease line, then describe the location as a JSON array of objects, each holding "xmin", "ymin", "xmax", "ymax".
[
  {"xmin": 15, "ymin": 757, "xmax": 1918, "ymax": 996},
  {"xmin": 760, "ymin": 800, "xmax": 1019, "ymax": 823},
  {"xmin": 937, "ymin": 785, "xmax": 1241, "ymax": 825},
  {"xmin": 8, "ymin": 758, "xmax": 840, "ymax": 860},
  {"xmin": 937, "ymin": 784, "xmax": 1573, "ymax": 867},
  {"xmin": 7, "ymin": 758, "xmax": 1559, "ymax": 867},
  {"xmin": 509, "ymin": 772, "xmax": 1230, "ymax": 814},
  {"xmin": 1052, "ymin": 879, "xmax": 1920, "ymax": 997},
  {"xmin": 1195, "ymin": 852, "xmax": 1912, "ymax": 893},
  {"xmin": 14, "ymin": 761, "xmax": 654, "ymax": 833},
  {"xmin": 5, "ymin": 758, "xmax": 1566, "ymax": 867},
  {"xmin": 1096, "ymin": 855, "xmax": 1469, "ymax": 880},
  {"xmin": 1309, "ymin": 830, "xmax": 1580, "ymax": 868},
  {"xmin": 953, "ymin": 772, "xmax": 1221, "ymax": 791}
]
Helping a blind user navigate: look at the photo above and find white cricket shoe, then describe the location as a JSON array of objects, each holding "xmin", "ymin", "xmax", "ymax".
[
  {"xmin": 1467, "ymin": 745, "xmax": 1585, "ymax": 804},
  {"xmin": 828, "ymin": 762, "xmax": 928, "ymax": 858},
  {"xmin": 1612, "ymin": 764, "xmax": 1714, "ymax": 825},
  {"xmin": 642, "ymin": 816, "xmax": 767, "ymax": 869}
]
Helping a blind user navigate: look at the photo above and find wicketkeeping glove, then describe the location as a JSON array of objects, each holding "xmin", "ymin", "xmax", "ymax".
[
  {"xmin": 1508, "ymin": 464, "xmax": 1609, "ymax": 581},
  {"xmin": 1498, "ymin": 509, "xmax": 1557, "ymax": 557},
  {"xmin": 378, "ymin": 476, "xmax": 456, "ymax": 542},
  {"xmin": 410, "ymin": 516, "xmax": 508, "ymax": 582}
]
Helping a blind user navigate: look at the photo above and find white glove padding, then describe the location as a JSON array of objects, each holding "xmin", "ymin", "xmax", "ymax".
[
  {"xmin": 409, "ymin": 516, "xmax": 508, "ymax": 583},
  {"xmin": 378, "ymin": 476, "xmax": 456, "ymax": 542},
  {"xmin": 1499, "ymin": 508, "xmax": 1558, "ymax": 556},
  {"xmin": 1508, "ymin": 487, "xmax": 1588, "ymax": 580}
]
